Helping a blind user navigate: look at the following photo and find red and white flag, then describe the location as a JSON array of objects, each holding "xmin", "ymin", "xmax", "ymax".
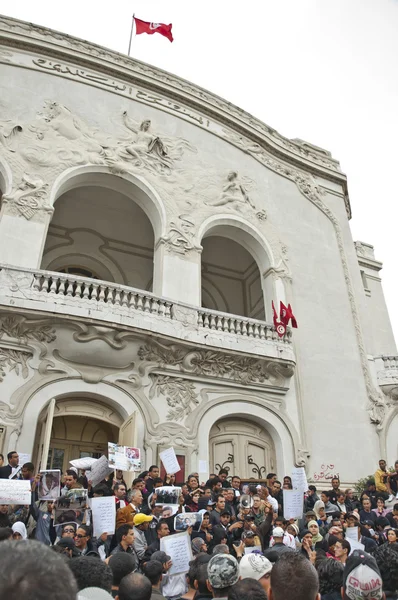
[
  {"xmin": 272, "ymin": 301, "xmax": 287, "ymax": 338},
  {"xmin": 280, "ymin": 301, "xmax": 298, "ymax": 329},
  {"xmin": 134, "ymin": 17, "xmax": 173, "ymax": 43}
]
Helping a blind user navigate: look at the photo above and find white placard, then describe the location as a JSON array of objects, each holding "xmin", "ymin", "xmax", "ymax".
[
  {"xmin": 345, "ymin": 526, "xmax": 359, "ymax": 542},
  {"xmin": 283, "ymin": 489, "xmax": 304, "ymax": 519},
  {"xmin": 198, "ymin": 460, "xmax": 207, "ymax": 474},
  {"xmin": 89, "ymin": 455, "xmax": 114, "ymax": 487},
  {"xmin": 348, "ymin": 539, "xmax": 365, "ymax": 554},
  {"xmin": 18, "ymin": 453, "xmax": 32, "ymax": 467},
  {"xmin": 160, "ymin": 532, "xmax": 192, "ymax": 575},
  {"xmin": 159, "ymin": 448, "xmax": 181, "ymax": 475},
  {"xmin": 291, "ymin": 467, "xmax": 309, "ymax": 493},
  {"xmin": 0, "ymin": 479, "xmax": 31, "ymax": 504},
  {"xmin": 91, "ymin": 496, "xmax": 116, "ymax": 538}
]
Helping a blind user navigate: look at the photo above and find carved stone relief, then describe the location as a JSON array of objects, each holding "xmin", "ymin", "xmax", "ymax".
[
  {"xmin": 1, "ymin": 173, "xmax": 53, "ymax": 221},
  {"xmin": 0, "ymin": 348, "xmax": 31, "ymax": 382}
]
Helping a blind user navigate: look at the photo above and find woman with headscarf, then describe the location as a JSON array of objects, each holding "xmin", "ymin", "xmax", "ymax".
[
  {"xmin": 286, "ymin": 523, "xmax": 301, "ymax": 549},
  {"xmin": 314, "ymin": 500, "xmax": 328, "ymax": 530},
  {"xmin": 307, "ymin": 520, "xmax": 328, "ymax": 551},
  {"xmin": 12, "ymin": 521, "xmax": 28, "ymax": 540}
]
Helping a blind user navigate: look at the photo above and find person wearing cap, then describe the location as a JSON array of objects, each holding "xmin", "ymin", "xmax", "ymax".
[
  {"xmin": 239, "ymin": 553, "xmax": 272, "ymax": 595},
  {"xmin": 133, "ymin": 513, "xmax": 153, "ymax": 560},
  {"xmin": 342, "ymin": 549, "xmax": 383, "ymax": 600},
  {"xmin": 264, "ymin": 527, "xmax": 294, "ymax": 559},
  {"xmin": 212, "ymin": 510, "xmax": 234, "ymax": 548},
  {"xmin": 206, "ymin": 553, "xmax": 240, "ymax": 599},
  {"xmin": 299, "ymin": 509, "xmax": 317, "ymax": 531}
]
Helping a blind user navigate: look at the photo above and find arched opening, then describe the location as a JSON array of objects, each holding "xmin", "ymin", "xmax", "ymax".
[
  {"xmin": 41, "ymin": 180, "xmax": 155, "ymax": 291},
  {"xmin": 209, "ymin": 417, "xmax": 277, "ymax": 479},
  {"xmin": 34, "ymin": 397, "xmax": 124, "ymax": 473},
  {"xmin": 201, "ymin": 235, "xmax": 265, "ymax": 319}
]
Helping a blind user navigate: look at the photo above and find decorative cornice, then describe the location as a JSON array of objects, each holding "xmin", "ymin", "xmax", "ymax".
[{"xmin": 0, "ymin": 14, "xmax": 350, "ymax": 214}]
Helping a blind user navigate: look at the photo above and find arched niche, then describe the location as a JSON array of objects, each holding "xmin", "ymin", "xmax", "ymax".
[
  {"xmin": 42, "ymin": 168, "xmax": 165, "ymax": 291},
  {"xmin": 198, "ymin": 216, "xmax": 275, "ymax": 320}
]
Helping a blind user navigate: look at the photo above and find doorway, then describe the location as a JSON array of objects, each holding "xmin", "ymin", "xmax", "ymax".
[
  {"xmin": 47, "ymin": 415, "xmax": 119, "ymax": 473},
  {"xmin": 209, "ymin": 417, "xmax": 276, "ymax": 480}
]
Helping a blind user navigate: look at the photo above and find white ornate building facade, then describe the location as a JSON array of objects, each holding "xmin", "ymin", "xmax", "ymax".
[{"xmin": 0, "ymin": 16, "xmax": 397, "ymax": 485}]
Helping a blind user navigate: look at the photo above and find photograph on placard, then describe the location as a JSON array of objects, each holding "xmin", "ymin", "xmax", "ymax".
[
  {"xmin": 125, "ymin": 447, "xmax": 141, "ymax": 471},
  {"xmin": 174, "ymin": 511, "xmax": 203, "ymax": 532},
  {"xmin": 54, "ymin": 488, "xmax": 88, "ymax": 526},
  {"xmin": 38, "ymin": 470, "xmax": 61, "ymax": 500},
  {"xmin": 154, "ymin": 486, "xmax": 181, "ymax": 506}
]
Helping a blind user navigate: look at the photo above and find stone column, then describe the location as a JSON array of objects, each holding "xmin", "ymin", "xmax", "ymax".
[{"xmin": 153, "ymin": 240, "xmax": 201, "ymax": 306}]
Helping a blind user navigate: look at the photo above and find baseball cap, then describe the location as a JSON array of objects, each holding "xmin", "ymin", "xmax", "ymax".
[
  {"xmin": 151, "ymin": 550, "xmax": 171, "ymax": 563},
  {"xmin": 272, "ymin": 527, "xmax": 284, "ymax": 538},
  {"xmin": 133, "ymin": 513, "xmax": 153, "ymax": 526},
  {"xmin": 343, "ymin": 550, "xmax": 383, "ymax": 600},
  {"xmin": 77, "ymin": 588, "xmax": 113, "ymax": 600},
  {"xmin": 207, "ymin": 554, "xmax": 239, "ymax": 589},
  {"xmin": 305, "ymin": 510, "xmax": 316, "ymax": 517},
  {"xmin": 239, "ymin": 554, "xmax": 272, "ymax": 580}
]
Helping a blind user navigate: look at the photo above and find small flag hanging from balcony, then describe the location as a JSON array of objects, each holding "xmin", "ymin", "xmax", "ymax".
[
  {"xmin": 272, "ymin": 300, "xmax": 287, "ymax": 338},
  {"xmin": 280, "ymin": 301, "xmax": 298, "ymax": 328}
]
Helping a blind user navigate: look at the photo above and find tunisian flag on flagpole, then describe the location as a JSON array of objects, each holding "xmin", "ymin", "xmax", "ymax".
[{"xmin": 134, "ymin": 17, "xmax": 174, "ymax": 43}]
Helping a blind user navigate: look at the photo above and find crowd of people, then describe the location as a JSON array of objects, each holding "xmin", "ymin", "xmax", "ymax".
[{"xmin": 0, "ymin": 451, "xmax": 398, "ymax": 600}]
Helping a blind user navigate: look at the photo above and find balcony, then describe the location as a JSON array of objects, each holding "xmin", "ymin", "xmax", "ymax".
[
  {"xmin": 375, "ymin": 355, "xmax": 398, "ymax": 400},
  {"xmin": 0, "ymin": 265, "xmax": 295, "ymax": 363}
]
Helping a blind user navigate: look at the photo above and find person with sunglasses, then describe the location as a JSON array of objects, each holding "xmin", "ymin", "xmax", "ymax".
[
  {"xmin": 61, "ymin": 524, "xmax": 76, "ymax": 538},
  {"xmin": 74, "ymin": 524, "xmax": 99, "ymax": 557}
]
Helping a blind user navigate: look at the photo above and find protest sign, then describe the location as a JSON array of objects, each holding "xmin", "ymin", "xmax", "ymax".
[
  {"xmin": 174, "ymin": 512, "xmax": 203, "ymax": 532},
  {"xmin": 91, "ymin": 496, "xmax": 116, "ymax": 538},
  {"xmin": 55, "ymin": 488, "xmax": 87, "ymax": 527},
  {"xmin": 108, "ymin": 443, "xmax": 141, "ymax": 472},
  {"xmin": 18, "ymin": 453, "xmax": 31, "ymax": 467},
  {"xmin": 345, "ymin": 527, "xmax": 359, "ymax": 542},
  {"xmin": 154, "ymin": 486, "xmax": 181, "ymax": 507},
  {"xmin": 38, "ymin": 470, "xmax": 60, "ymax": 500},
  {"xmin": 291, "ymin": 467, "xmax": 309, "ymax": 493},
  {"xmin": 0, "ymin": 479, "xmax": 31, "ymax": 504},
  {"xmin": 283, "ymin": 489, "xmax": 304, "ymax": 519},
  {"xmin": 89, "ymin": 455, "xmax": 114, "ymax": 487},
  {"xmin": 349, "ymin": 539, "xmax": 365, "ymax": 554},
  {"xmin": 160, "ymin": 532, "xmax": 192, "ymax": 575},
  {"xmin": 159, "ymin": 448, "xmax": 180, "ymax": 474}
]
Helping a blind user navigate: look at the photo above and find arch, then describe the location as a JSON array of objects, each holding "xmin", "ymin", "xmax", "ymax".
[
  {"xmin": 49, "ymin": 166, "xmax": 167, "ymax": 242},
  {"xmin": 17, "ymin": 379, "xmax": 151, "ymax": 455},
  {"xmin": 198, "ymin": 214, "xmax": 275, "ymax": 274},
  {"xmin": 191, "ymin": 394, "xmax": 300, "ymax": 477},
  {"xmin": 0, "ymin": 155, "xmax": 12, "ymax": 196}
]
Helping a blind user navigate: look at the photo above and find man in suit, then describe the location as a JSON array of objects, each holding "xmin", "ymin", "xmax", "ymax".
[
  {"xmin": 0, "ymin": 451, "xmax": 19, "ymax": 479},
  {"xmin": 116, "ymin": 488, "xmax": 143, "ymax": 529}
]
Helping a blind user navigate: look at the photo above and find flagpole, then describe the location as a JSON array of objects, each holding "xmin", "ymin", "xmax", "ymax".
[{"xmin": 128, "ymin": 14, "xmax": 135, "ymax": 55}]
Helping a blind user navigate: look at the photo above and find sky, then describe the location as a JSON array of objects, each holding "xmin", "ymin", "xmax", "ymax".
[{"xmin": 1, "ymin": 0, "xmax": 397, "ymax": 341}]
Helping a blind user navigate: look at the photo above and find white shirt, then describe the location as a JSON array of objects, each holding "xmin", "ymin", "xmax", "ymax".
[{"xmin": 267, "ymin": 496, "xmax": 279, "ymax": 513}]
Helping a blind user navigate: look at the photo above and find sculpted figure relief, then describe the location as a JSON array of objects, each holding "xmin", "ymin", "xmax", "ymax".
[
  {"xmin": 121, "ymin": 113, "xmax": 170, "ymax": 170},
  {"xmin": 206, "ymin": 170, "xmax": 255, "ymax": 210}
]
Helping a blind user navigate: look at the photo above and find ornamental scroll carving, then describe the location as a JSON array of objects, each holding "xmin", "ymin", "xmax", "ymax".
[{"xmin": 138, "ymin": 340, "xmax": 295, "ymax": 387}]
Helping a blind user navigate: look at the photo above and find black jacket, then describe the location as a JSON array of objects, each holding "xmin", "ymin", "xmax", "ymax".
[{"xmin": 0, "ymin": 465, "xmax": 13, "ymax": 479}]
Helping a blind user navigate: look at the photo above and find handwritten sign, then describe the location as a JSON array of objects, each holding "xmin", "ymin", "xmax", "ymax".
[
  {"xmin": 160, "ymin": 532, "xmax": 192, "ymax": 575},
  {"xmin": 159, "ymin": 448, "xmax": 181, "ymax": 475},
  {"xmin": 90, "ymin": 455, "xmax": 114, "ymax": 487},
  {"xmin": 0, "ymin": 479, "xmax": 31, "ymax": 504},
  {"xmin": 345, "ymin": 527, "xmax": 359, "ymax": 542},
  {"xmin": 283, "ymin": 489, "xmax": 304, "ymax": 519},
  {"xmin": 91, "ymin": 496, "xmax": 116, "ymax": 538},
  {"xmin": 291, "ymin": 467, "xmax": 309, "ymax": 493},
  {"xmin": 18, "ymin": 453, "xmax": 31, "ymax": 467}
]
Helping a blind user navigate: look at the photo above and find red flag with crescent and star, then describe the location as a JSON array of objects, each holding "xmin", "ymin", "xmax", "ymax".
[
  {"xmin": 134, "ymin": 17, "xmax": 173, "ymax": 43},
  {"xmin": 272, "ymin": 300, "xmax": 286, "ymax": 338}
]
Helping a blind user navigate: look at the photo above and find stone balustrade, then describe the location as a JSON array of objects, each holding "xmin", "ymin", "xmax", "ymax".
[{"xmin": 0, "ymin": 265, "xmax": 294, "ymax": 361}]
